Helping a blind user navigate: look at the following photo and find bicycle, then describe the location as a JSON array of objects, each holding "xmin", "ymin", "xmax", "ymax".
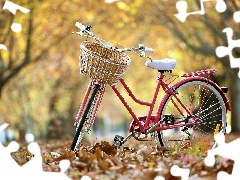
[{"xmin": 70, "ymin": 22, "xmax": 231, "ymax": 152}]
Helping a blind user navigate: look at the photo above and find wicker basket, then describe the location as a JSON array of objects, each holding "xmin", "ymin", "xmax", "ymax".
[{"xmin": 79, "ymin": 41, "xmax": 131, "ymax": 85}]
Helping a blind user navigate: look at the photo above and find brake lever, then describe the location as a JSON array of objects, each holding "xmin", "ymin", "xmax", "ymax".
[
  {"xmin": 74, "ymin": 22, "xmax": 92, "ymax": 36},
  {"xmin": 138, "ymin": 44, "xmax": 153, "ymax": 61},
  {"xmin": 75, "ymin": 22, "xmax": 85, "ymax": 35},
  {"xmin": 138, "ymin": 44, "xmax": 145, "ymax": 50},
  {"xmin": 145, "ymin": 47, "xmax": 154, "ymax": 53},
  {"xmin": 138, "ymin": 44, "xmax": 154, "ymax": 53},
  {"xmin": 140, "ymin": 51, "xmax": 146, "ymax": 57},
  {"xmin": 85, "ymin": 25, "xmax": 92, "ymax": 31}
]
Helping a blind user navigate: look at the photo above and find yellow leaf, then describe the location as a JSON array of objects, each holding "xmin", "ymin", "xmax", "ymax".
[
  {"xmin": 98, "ymin": 160, "xmax": 111, "ymax": 171},
  {"xmin": 116, "ymin": 2, "xmax": 130, "ymax": 11}
]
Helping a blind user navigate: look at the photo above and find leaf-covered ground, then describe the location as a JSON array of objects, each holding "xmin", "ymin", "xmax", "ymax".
[{"xmin": 10, "ymin": 134, "xmax": 240, "ymax": 180}]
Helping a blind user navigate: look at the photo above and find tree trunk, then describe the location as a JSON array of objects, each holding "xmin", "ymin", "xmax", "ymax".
[
  {"xmin": 66, "ymin": 97, "xmax": 77, "ymax": 137},
  {"xmin": 229, "ymin": 69, "xmax": 240, "ymax": 132}
]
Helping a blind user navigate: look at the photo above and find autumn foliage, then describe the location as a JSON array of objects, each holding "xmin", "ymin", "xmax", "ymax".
[{"xmin": 10, "ymin": 138, "xmax": 234, "ymax": 180}]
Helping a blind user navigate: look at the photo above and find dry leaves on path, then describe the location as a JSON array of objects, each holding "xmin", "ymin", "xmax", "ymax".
[{"xmin": 10, "ymin": 136, "xmax": 236, "ymax": 180}]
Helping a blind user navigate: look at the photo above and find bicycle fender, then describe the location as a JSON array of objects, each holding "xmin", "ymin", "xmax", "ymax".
[{"xmin": 172, "ymin": 77, "xmax": 231, "ymax": 111}]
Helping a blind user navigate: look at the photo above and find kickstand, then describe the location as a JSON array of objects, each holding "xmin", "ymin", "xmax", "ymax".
[{"xmin": 114, "ymin": 133, "xmax": 133, "ymax": 146}]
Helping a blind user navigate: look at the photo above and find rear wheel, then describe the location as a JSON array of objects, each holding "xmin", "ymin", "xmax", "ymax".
[
  {"xmin": 158, "ymin": 79, "xmax": 227, "ymax": 150},
  {"xmin": 71, "ymin": 84, "xmax": 104, "ymax": 151}
]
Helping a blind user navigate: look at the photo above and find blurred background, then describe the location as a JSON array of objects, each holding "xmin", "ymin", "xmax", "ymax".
[{"xmin": 0, "ymin": 0, "xmax": 239, "ymax": 143}]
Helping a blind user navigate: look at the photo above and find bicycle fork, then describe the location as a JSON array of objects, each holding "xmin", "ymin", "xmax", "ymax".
[{"xmin": 71, "ymin": 81, "xmax": 105, "ymax": 151}]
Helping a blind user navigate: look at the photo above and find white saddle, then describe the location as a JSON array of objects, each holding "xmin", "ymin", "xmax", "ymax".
[{"xmin": 145, "ymin": 58, "xmax": 177, "ymax": 71}]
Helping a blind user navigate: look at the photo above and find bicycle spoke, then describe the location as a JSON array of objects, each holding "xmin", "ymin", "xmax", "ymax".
[{"xmin": 159, "ymin": 79, "xmax": 227, "ymax": 149}]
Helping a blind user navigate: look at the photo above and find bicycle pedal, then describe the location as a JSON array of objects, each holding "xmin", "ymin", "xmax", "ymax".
[
  {"xmin": 114, "ymin": 135, "xmax": 124, "ymax": 146},
  {"xmin": 163, "ymin": 114, "xmax": 175, "ymax": 125}
]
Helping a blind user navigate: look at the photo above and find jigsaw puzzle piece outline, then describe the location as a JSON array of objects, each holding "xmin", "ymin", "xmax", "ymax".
[
  {"xmin": 233, "ymin": 11, "xmax": 240, "ymax": 23},
  {"xmin": 0, "ymin": 141, "xmax": 21, "ymax": 177},
  {"xmin": 2, "ymin": 0, "xmax": 30, "ymax": 33},
  {"xmin": 21, "ymin": 142, "xmax": 43, "ymax": 173},
  {"xmin": 205, "ymin": 133, "xmax": 240, "ymax": 179},
  {"xmin": 1, "ymin": 1, "xmax": 30, "ymax": 52},
  {"xmin": 3, "ymin": 0, "xmax": 30, "ymax": 15},
  {"xmin": 175, "ymin": 0, "xmax": 227, "ymax": 22},
  {"xmin": 20, "ymin": 142, "xmax": 71, "ymax": 180},
  {"xmin": 0, "ymin": 44, "xmax": 8, "ymax": 51},
  {"xmin": 215, "ymin": 27, "xmax": 240, "ymax": 77},
  {"xmin": 171, "ymin": 165, "xmax": 190, "ymax": 180},
  {"xmin": 0, "ymin": 123, "xmax": 20, "ymax": 174},
  {"xmin": 0, "ymin": 123, "xmax": 9, "ymax": 132},
  {"xmin": 215, "ymin": 0, "xmax": 227, "ymax": 13}
]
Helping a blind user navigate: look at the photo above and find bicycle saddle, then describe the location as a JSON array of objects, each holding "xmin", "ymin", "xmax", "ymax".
[{"xmin": 145, "ymin": 58, "xmax": 177, "ymax": 71}]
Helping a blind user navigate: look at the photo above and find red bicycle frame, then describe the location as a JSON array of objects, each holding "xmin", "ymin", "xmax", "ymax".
[
  {"xmin": 111, "ymin": 73, "xmax": 200, "ymax": 133},
  {"xmin": 75, "ymin": 71, "xmax": 230, "ymax": 135}
]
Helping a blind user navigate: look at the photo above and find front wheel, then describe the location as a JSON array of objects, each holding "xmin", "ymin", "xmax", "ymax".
[
  {"xmin": 71, "ymin": 84, "xmax": 104, "ymax": 151},
  {"xmin": 158, "ymin": 78, "xmax": 227, "ymax": 150}
]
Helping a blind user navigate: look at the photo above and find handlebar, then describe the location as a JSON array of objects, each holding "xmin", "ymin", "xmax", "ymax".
[{"xmin": 73, "ymin": 22, "xmax": 154, "ymax": 57}]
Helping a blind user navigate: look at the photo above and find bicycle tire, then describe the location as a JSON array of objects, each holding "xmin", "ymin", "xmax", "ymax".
[
  {"xmin": 71, "ymin": 84, "xmax": 101, "ymax": 151},
  {"xmin": 158, "ymin": 78, "xmax": 227, "ymax": 150}
]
